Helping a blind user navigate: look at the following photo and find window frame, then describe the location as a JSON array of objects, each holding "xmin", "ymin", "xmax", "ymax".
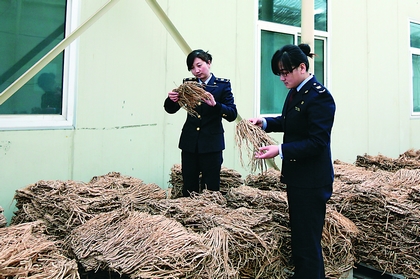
[
  {"xmin": 256, "ymin": 17, "xmax": 330, "ymax": 117},
  {"xmin": 410, "ymin": 20, "xmax": 420, "ymax": 118},
  {"xmin": 0, "ymin": 0, "xmax": 79, "ymax": 131}
]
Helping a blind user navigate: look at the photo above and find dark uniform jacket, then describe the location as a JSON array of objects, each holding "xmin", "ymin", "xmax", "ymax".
[
  {"xmin": 164, "ymin": 74, "xmax": 237, "ymax": 153},
  {"xmin": 265, "ymin": 75, "xmax": 336, "ymax": 188}
]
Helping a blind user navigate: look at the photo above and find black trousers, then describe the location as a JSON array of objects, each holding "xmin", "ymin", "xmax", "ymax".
[
  {"xmin": 286, "ymin": 183, "xmax": 332, "ymax": 279},
  {"xmin": 181, "ymin": 150, "xmax": 223, "ymax": 197}
]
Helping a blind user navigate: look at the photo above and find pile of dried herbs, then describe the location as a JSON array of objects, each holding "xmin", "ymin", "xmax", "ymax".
[
  {"xmin": 168, "ymin": 164, "xmax": 243, "ymax": 198},
  {"xmin": 330, "ymin": 160, "xmax": 420, "ymax": 278},
  {"xmin": 5, "ymin": 149, "xmax": 420, "ymax": 278},
  {"xmin": 11, "ymin": 172, "xmax": 166, "ymax": 238},
  {"xmin": 355, "ymin": 148, "xmax": 420, "ymax": 171},
  {"xmin": 0, "ymin": 221, "xmax": 79, "ymax": 279}
]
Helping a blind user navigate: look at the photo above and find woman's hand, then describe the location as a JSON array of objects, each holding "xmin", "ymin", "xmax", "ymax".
[
  {"xmin": 202, "ymin": 92, "xmax": 216, "ymax": 106},
  {"xmin": 255, "ymin": 145, "xmax": 279, "ymax": 159},
  {"xmin": 249, "ymin": 118, "xmax": 263, "ymax": 128},
  {"xmin": 168, "ymin": 91, "xmax": 179, "ymax": 102}
]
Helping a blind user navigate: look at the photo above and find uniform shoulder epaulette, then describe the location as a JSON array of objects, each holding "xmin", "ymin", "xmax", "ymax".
[
  {"xmin": 311, "ymin": 82, "xmax": 327, "ymax": 94},
  {"xmin": 183, "ymin": 77, "xmax": 198, "ymax": 82},
  {"xmin": 215, "ymin": 77, "xmax": 230, "ymax": 82}
]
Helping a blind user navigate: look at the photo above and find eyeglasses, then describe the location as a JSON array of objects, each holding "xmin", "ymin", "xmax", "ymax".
[{"xmin": 277, "ymin": 66, "xmax": 297, "ymax": 77}]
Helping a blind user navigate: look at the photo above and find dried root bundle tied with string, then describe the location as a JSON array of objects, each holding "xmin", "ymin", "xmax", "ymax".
[
  {"xmin": 174, "ymin": 81, "xmax": 209, "ymax": 117},
  {"xmin": 235, "ymin": 118, "xmax": 278, "ymax": 173}
]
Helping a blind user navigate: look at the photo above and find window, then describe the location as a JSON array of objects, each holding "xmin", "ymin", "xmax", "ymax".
[
  {"xmin": 259, "ymin": 0, "xmax": 327, "ymax": 31},
  {"xmin": 411, "ymin": 21, "xmax": 420, "ymax": 115},
  {"xmin": 257, "ymin": 0, "xmax": 328, "ymax": 116},
  {"xmin": 0, "ymin": 0, "xmax": 76, "ymax": 129}
]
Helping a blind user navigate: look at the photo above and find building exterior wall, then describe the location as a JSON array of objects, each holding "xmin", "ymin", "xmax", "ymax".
[
  {"xmin": 1, "ymin": 0, "xmax": 420, "ymax": 222},
  {"xmin": 329, "ymin": 0, "xmax": 420, "ymax": 163}
]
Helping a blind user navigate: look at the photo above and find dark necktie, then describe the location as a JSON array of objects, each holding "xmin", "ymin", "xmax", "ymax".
[{"xmin": 288, "ymin": 88, "xmax": 297, "ymax": 104}]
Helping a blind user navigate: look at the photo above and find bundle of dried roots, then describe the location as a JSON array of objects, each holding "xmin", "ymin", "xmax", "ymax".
[
  {"xmin": 168, "ymin": 164, "xmax": 244, "ymax": 198},
  {"xmin": 0, "ymin": 221, "xmax": 79, "ymax": 279},
  {"xmin": 356, "ymin": 148, "xmax": 420, "ymax": 172},
  {"xmin": 174, "ymin": 81, "xmax": 209, "ymax": 117},
  {"xmin": 331, "ymin": 161, "xmax": 420, "ymax": 278},
  {"xmin": 235, "ymin": 119, "xmax": 278, "ymax": 173}
]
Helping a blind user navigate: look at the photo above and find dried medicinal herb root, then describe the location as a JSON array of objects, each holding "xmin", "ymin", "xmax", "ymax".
[
  {"xmin": 174, "ymin": 81, "xmax": 209, "ymax": 117},
  {"xmin": 235, "ymin": 119, "xmax": 278, "ymax": 173}
]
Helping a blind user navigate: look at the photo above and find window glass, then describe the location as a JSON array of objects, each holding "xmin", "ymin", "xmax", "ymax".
[
  {"xmin": 297, "ymin": 36, "xmax": 324, "ymax": 81},
  {"xmin": 0, "ymin": 1, "xmax": 66, "ymax": 115},
  {"xmin": 411, "ymin": 22, "xmax": 420, "ymax": 114},
  {"xmin": 313, "ymin": 39, "xmax": 325, "ymax": 84},
  {"xmin": 410, "ymin": 22, "xmax": 420, "ymax": 48},
  {"xmin": 413, "ymin": 54, "xmax": 420, "ymax": 113},
  {"xmin": 259, "ymin": 0, "xmax": 327, "ymax": 32},
  {"xmin": 258, "ymin": 0, "xmax": 328, "ymax": 115},
  {"xmin": 260, "ymin": 31, "xmax": 293, "ymax": 114},
  {"xmin": 260, "ymin": 31, "xmax": 326, "ymax": 115}
]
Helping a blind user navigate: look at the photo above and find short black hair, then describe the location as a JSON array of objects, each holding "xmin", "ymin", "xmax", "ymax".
[
  {"xmin": 186, "ymin": 49, "xmax": 212, "ymax": 71},
  {"xmin": 271, "ymin": 44, "xmax": 314, "ymax": 75}
]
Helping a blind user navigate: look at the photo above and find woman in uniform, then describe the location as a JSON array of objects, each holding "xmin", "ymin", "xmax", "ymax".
[
  {"xmin": 164, "ymin": 49, "xmax": 237, "ymax": 197},
  {"xmin": 249, "ymin": 44, "xmax": 336, "ymax": 279}
]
